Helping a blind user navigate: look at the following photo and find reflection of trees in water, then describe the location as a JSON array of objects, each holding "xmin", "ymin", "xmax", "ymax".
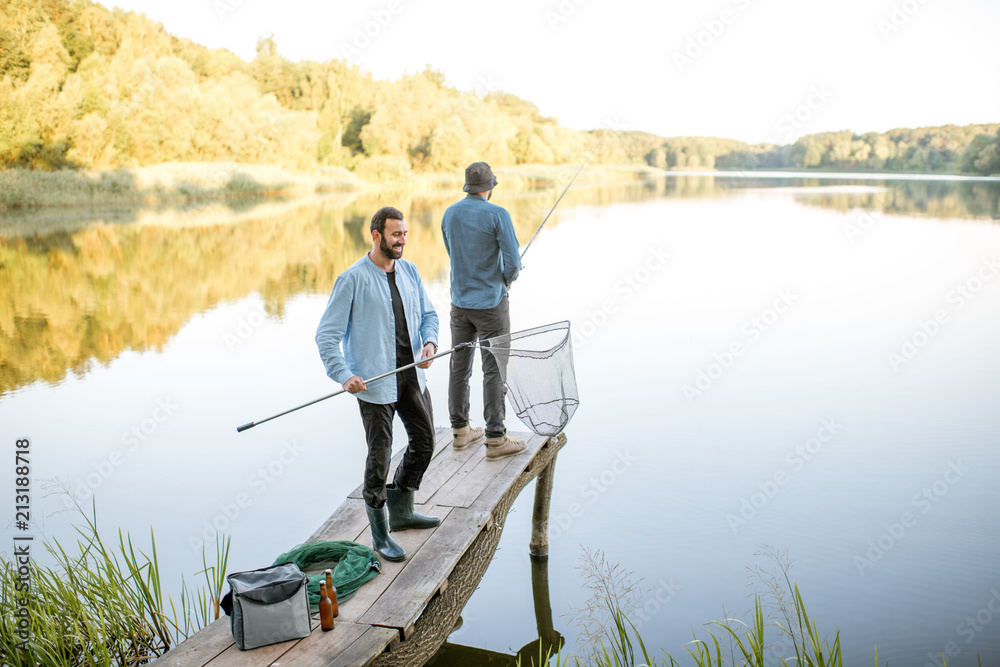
[
  {"xmin": 619, "ymin": 173, "xmax": 999, "ymax": 221},
  {"xmin": 956, "ymin": 181, "xmax": 1000, "ymax": 219},
  {"xmin": 0, "ymin": 196, "xmax": 449, "ymax": 395},
  {"xmin": 529, "ymin": 173, "xmax": 998, "ymax": 222},
  {"xmin": 2, "ymin": 181, "xmax": 642, "ymax": 396},
  {"xmin": 3, "ymin": 175, "xmax": 997, "ymax": 395},
  {"xmin": 780, "ymin": 179, "xmax": 999, "ymax": 221}
]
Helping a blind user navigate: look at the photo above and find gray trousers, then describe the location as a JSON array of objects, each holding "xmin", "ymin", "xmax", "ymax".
[{"xmin": 448, "ymin": 295, "xmax": 509, "ymax": 438}]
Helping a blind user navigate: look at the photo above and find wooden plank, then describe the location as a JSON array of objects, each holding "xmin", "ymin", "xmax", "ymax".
[
  {"xmin": 435, "ymin": 452, "xmax": 519, "ymax": 508},
  {"xmin": 422, "ymin": 445, "xmax": 487, "ymax": 507},
  {"xmin": 327, "ymin": 626, "xmax": 397, "ymax": 667},
  {"xmin": 159, "ymin": 618, "xmax": 233, "ymax": 666},
  {"xmin": 266, "ymin": 621, "xmax": 393, "ymax": 667},
  {"xmin": 429, "ymin": 426, "xmax": 454, "ymax": 456},
  {"xmin": 432, "ymin": 432, "xmax": 538, "ymax": 508},
  {"xmin": 413, "ymin": 436, "xmax": 483, "ymax": 504},
  {"xmin": 333, "ymin": 504, "xmax": 453, "ymax": 624},
  {"xmin": 200, "ymin": 620, "xmax": 319, "ymax": 667},
  {"xmin": 470, "ymin": 434, "xmax": 548, "ymax": 512},
  {"xmin": 359, "ymin": 508, "xmax": 490, "ymax": 634},
  {"xmin": 307, "ymin": 498, "xmax": 370, "ymax": 542},
  {"xmin": 348, "ymin": 428, "xmax": 452, "ymax": 500}
]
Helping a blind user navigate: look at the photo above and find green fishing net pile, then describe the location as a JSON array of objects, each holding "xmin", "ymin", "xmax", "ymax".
[{"xmin": 273, "ymin": 540, "xmax": 381, "ymax": 612}]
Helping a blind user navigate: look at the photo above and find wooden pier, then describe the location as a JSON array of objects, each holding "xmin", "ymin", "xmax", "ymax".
[{"xmin": 161, "ymin": 427, "xmax": 565, "ymax": 667}]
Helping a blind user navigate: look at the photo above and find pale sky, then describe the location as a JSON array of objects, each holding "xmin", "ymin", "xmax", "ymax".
[{"xmin": 96, "ymin": 0, "xmax": 999, "ymax": 144}]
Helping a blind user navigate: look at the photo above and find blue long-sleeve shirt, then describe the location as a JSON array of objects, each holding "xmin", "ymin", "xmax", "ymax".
[
  {"xmin": 441, "ymin": 194, "xmax": 520, "ymax": 309},
  {"xmin": 315, "ymin": 254, "xmax": 438, "ymax": 404}
]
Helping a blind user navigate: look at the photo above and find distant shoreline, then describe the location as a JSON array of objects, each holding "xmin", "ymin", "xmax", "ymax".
[
  {"xmin": 0, "ymin": 163, "xmax": 659, "ymax": 213},
  {"xmin": 688, "ymin": 168, "xmax": 1000, "ymax": 181},
  {"xmin": 2, "ymin": 162, "xmax": 997, "ymax": 214}
]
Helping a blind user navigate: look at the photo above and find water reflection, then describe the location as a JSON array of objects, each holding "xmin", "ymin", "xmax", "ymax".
[
  {"xmin": 427, "ymin": 554, "xmax": 563, "ymax": 666},
  {"xmin": 3, "ymin": 170, "xmax": 998, "ymax": 665},
  {"xmin": 1, "ymin": 174, "xmax": 997, "ymax": 397},
  {"xmin": 791, "ymin": 179, "xmax": 1000, "ymax": 220}
]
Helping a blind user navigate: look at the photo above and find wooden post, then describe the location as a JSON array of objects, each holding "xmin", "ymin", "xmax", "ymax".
[{"xmin": 529, "ymin": 451, "xmax": 558, "ymax": 558}]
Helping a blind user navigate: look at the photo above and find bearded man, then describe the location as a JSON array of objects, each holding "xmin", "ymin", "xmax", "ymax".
[{"xmin": 316, "ymin": 206, "xmax": 440, "ymax": 562}]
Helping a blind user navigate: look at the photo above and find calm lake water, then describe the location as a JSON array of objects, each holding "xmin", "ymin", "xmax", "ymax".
[{"xmin": 2, "ymin": 172, "xmax": 999, "ymax": 665}]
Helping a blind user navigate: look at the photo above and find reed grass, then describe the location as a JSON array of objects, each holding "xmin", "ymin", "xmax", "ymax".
[
  {"xmin": 199, "ymin": 532, "xmax": 231, "ymax": 625},
  {"xmin": 0, "ymin": 163, "xmax": 360, "ymax": 210},
  {"xmin": 0, "ymin": 162, "xmax": 655, "ymax": 211},
  {"xmin": 526, "ymin": 588, "xmax": 840, "ymax": 667},
  {"xmin": 527, "ymin": 546, "xmax": 977, "ymax": 667},
  {"xmin": 0, "ymin": 503, "xmax": 230, "ymax": 666}
]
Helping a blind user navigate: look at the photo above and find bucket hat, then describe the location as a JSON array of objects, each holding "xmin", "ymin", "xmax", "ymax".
[{"xmin": 463, "ymin": 161, "xmax": 498, "ymax": 193}]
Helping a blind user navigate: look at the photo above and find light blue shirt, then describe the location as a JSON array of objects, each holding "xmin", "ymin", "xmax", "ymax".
[
  {"xmin": 441, "ymin": 194, "xmax": 521, "ymax": 309},
  {"xmin": 315, "ymin": 254, "xmax": 439, "ymax": 404}
]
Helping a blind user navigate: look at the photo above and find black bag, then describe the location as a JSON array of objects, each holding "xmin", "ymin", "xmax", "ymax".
[{"xmin": 221, "ymin": 562, "xmax": 311, "ymax": 650}]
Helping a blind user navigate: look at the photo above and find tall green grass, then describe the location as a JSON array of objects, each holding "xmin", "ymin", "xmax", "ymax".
[
  {"xmin": 525, "ymin": 547, "xmax": 978, "ymax": 667},
  {"xmin": 528, "ymin": 586, "xmax": 841, "ymax": 667},
  {"xmin": 0, "ymin": 504, "xmax": 230, "ymax": 666}
]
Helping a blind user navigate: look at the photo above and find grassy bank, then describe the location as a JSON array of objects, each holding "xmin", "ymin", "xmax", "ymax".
[
  {"xmin": 0, "ymin": 162, "xmax": 659, "ymax": 212},
  {"xmin": 0, "ymin": 163, "xmax": 361, "ymax": 211},
  {"xmin": 0, "ymin": 505, "xmax": 229, "ymax": 666}
]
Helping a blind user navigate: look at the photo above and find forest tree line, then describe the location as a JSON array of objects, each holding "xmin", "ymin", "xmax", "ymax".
[
  {"xmin": 713, "ymin": 125, "xmax": 1000, "ymax": 175},
  {"xmin": 2, "ymin": 0, "xmax": 998, "ymax": 177}
]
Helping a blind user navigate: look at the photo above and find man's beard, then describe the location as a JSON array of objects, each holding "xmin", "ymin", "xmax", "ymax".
[{"xmin": 379, "ymin": 236, "xmax": 403, "ymax": 260}]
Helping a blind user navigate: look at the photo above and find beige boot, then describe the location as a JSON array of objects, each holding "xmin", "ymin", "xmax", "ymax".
[
  {"xmin": 452, "ymin": 425, "xmax": 485, "ymax": 450},
  {"xmin": 485, "ymin": 434, "xmax": 527, "ymax": 460}
]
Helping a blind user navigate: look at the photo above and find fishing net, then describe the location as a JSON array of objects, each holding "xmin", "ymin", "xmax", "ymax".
[
  {"xmin": 272, "ymin": 540, "xmax": 380, "ymax": 611},
  {"xmin": 480, "ymin": 320, "xmax": 579, "ymax": 436}
]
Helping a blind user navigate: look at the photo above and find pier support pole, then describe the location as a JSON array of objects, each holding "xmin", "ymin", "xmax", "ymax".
[{"xmin": 529, "ymin": 450, "xmax": 558, "ymax": 558}]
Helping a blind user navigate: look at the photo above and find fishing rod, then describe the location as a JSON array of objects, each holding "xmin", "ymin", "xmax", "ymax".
[
  {"xmin": 239, "ymin": 137, "xmax": 602, "ymax": 433},
  {"xmin": 236, "ymin": 342, "xmax": 473, "ymax": 433},
  {"xmin": 519, "ymin": 138, "xmax": 604, "ymax": 263}
]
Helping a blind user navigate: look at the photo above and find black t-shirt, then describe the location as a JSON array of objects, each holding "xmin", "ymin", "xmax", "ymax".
[{"xmin": 386, "ymin": 270, "xmax": 417, "ymax": 384}]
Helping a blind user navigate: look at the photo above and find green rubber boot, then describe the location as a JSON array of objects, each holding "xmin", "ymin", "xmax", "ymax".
[
  {"xmin": 365, "ymin": 503, "xmax": 406, "ymax": 562},
  {"xmin": 386, "ymin": 485, "xmax": 441, "ymax": 531}
]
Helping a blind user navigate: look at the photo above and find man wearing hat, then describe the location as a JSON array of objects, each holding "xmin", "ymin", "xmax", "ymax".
[{"xmin": 441, "ymin": 161, "xmax": 526, "ymax": 460}]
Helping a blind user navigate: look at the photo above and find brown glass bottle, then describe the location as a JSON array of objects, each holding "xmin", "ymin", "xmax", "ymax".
[
  {"xmin": 319, "ymin": 581, "xmax": 334, "ymax": 631},
  {"xmin": 325, "ymin": 569, "xmax": 340, "ymax": 618}
]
